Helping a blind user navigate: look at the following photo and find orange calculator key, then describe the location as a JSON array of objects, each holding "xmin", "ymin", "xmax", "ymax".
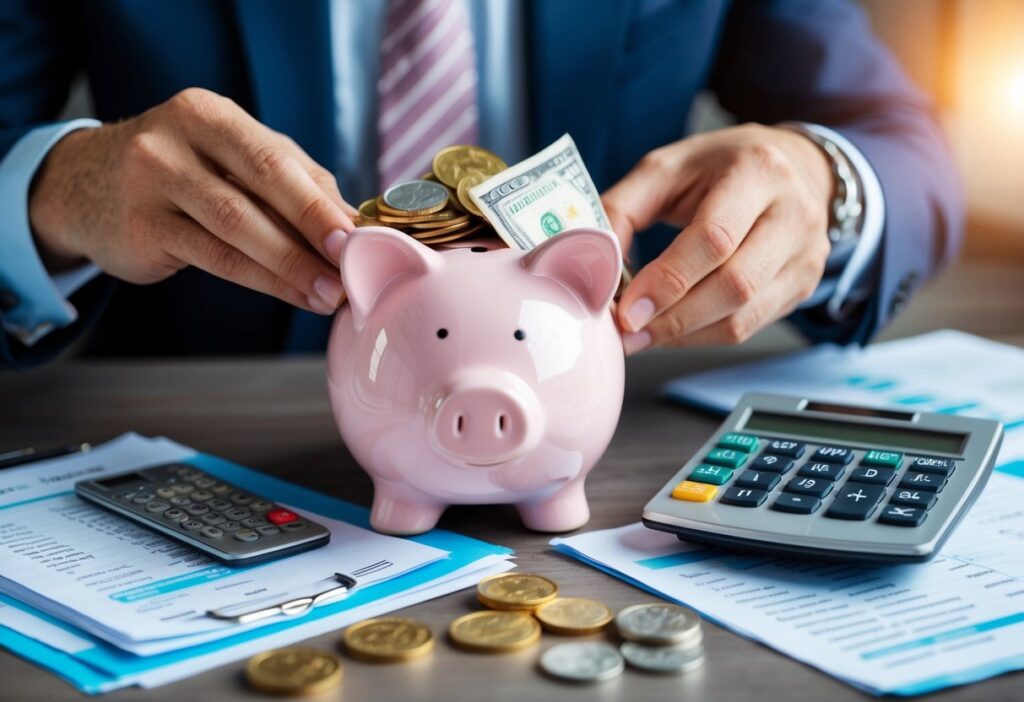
[{"xmin": 671, "ymin": 480, "xmax": 718, "ymax": 502}]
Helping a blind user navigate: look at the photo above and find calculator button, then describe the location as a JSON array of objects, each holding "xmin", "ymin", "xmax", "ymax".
[
  {"xmin": 183, "ymin": 473, "xmax": 205, "ymax": 483},
  {"xmin": 174, "ymin": 466, "xmax": 194, "ymax": 476},
  {"xmin": 784, "ymin": 477, "xmax": 833, "ymax": 499},
  {"xmin": 704, "ymin": 448, "xmax": 748, "ymax": 470},
  {"xmin": 185, "ymin": 503, "xmax": 210, "ymax": 516},
  {"xmin": 234, "ymin": 529, "xmax": 260, "ymax": 542},
  {"xmin": 250, "ymin": 500, "xmax": 274, "ymax": 512},
  {"xmin": 145, "ymin": 500, "xmax": 170, "ymax": 513},
  {"xmin": 266, "ymin": 508, "xmax": 300, "ymax": 525},
  {"xmin": 811, "ymin": 446, "xmax": 853, "ymax": 465},
  {"xmin": 220, "ymin": 521, "xmax": 241, "ymax": 532},
  {"xmin": 181, "ymin": 519, "xmax": 204, "ymax": 531},
  {"xmin": 190, "ymin": 490, "xmax": 214, "ymax": 502},
  {"xmin": 242, "ymin": 517, "xmax": 268, "ymax": 528},
  {"xmin": 910, "ymin": 457, "xmax": 955, "ymax": 476},
  {"xmin": 257, "ymin": 525, "xmax": 282, "ymax": 536},
  {"xmin": 163, "ymin": 508, "xmax": 187, "ymax": 522},
  {"xmin": 172, "ymin": 483, "xmax": 195, "ymax": 495},
  {"xmin": 898, "ymin": 472, "xmax": 946, "ymax": 493},
  {"xmin": 224, "ymin": 507, "xmax": 251, "ymax": 521},
  {"xmin": 132, "ymin": 493, "xmax": 155, "ymax": 504},
  {"xmin": 797, "ymin": 462, "xmax": 845, "ymax": 481},
  {"xmin": 688, "ymin": 464, "xmax": 734, "ymax": 486},
  {"xmin": 200, "ymin": 526, "xmax": 224, "ymax": 539},
  {"xmin": 734, "ymin": 470, "xmax": 781, "ymax": 491},
  {"xmin": 670, "ymin": 481, "xmax": 718, "ymax": 502},
  {"xmin": 765, "ymin": 440, "xmax": 805, "ymax": 458},
  {"xmin": 848, "ymin": 467, "xmax": 896, "ymax": 486},
  {"xmin": 719, "ymin": 487, "xmax": 768, "ymax": 508},
  {"xmin": 825, "ymin": 484, "xmax": 885, "ymax": 520},
  {"xmin": 771, "ymin": 493, "xmax": 821, "ymax": 515},
  {"xmin": 716, "ymin": 433, "xmax": 759, "ymax": 453},
  {"xmin": 861, "ymin": 450, "xmax": 903, "ymax": 469},
  {"xmin": 750, "ymin": 455, "xmax": 794, "ymax": 473},
  {"xmin": 208, "ymin": 499, "xmax": 232, "ymax": 511},
  {"xmin": 281, "ymin": 521, "xmax": 307, "ymax": 532},
  {"xmin": 201, "ymin": 512, "xmax": 226, "ymax": 525},
  {"xmin": 170, "ymin": 496, "xmax": 192, "ymax": 506},
  {"xmin": 890, "ymin": 489, "xmax": 937, "ymax": 510},
  {"xmin": 211, "ymin": 483, "xmax": 233, "ymax": 495},
  {"xmin": 156, "ymin": 487, "xmax": 176, "ymax": 499},
  {"xmin": 194, "ymin": 477, "xmax": 216, "ymax": 489},
  {"xmin": 878, "ymin": 505, "xmax": 928, "ymax": 527},
  {"xmin": 230, "ymin": 493, "xmax": 253, "ymax": 505}
]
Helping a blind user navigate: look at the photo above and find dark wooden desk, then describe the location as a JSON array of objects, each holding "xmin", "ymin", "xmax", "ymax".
[{"xmin": 2, "ymin": 338, "xmax": 1022, "ymax": 702}]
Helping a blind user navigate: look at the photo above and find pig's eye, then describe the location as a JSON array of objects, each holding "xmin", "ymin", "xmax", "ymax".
[
  {"xmin": 436, "ymin": 328, "xmax": 449, "ymax": 339},
  {"xmin": 514, "ymin": 329, "xmax": 526, "ymax": 341}
]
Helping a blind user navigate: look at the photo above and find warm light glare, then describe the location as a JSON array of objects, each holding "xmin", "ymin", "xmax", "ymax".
[{"xmin": 1009, "ymin": 69, "xmax": 1024, "ymax": 113}]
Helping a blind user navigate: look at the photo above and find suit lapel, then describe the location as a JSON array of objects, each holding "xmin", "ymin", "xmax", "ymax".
[
  {"xmin": 526, "ymin": 0, "xmax": 629, "ymax": 187},
  {"xmin": 232, "ymin": 0, "xmax": 337, "ymax": 169}
]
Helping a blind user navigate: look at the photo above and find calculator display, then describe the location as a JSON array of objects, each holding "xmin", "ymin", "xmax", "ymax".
[{"xmin": 742, "ymin": 412, "xmax": 966, "ymax": 454}]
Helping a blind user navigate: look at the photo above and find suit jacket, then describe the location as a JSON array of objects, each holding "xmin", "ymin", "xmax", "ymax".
[{"xmin": 0, "ymin": 0, "xmax": 963, "ymax": 368}]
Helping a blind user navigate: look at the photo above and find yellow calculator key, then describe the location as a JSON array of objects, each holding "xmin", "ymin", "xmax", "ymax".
[{"xmin": 671, "ymin": 480, "xmax": 718, "ymax": 502}]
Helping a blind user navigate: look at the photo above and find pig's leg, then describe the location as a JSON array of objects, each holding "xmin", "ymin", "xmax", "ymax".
[
  {"xmin": 516, "ymin": 480, "xmax": 590, "ymax": 532},
  {"xmin": 370, "ymin": 481, "xmax": 445, "ymax": 535}
]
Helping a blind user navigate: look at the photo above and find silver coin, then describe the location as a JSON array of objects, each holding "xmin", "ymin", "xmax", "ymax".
[
  {"xmin": 620, "ymin": 642, "xmax": 706, "ymax": 674},
  {"xmin": 615, "ymin": 603, "xmax": 702, "ymax": 645},
  {"xmin": 539, "ymin": 642, "xmax": 624, "ymax": 683},
  {"xmin": 382, "ymin": 179, "xmax": 448, "ymax": 212}
]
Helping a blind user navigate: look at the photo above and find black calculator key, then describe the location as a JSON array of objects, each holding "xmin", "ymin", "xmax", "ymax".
[
  {"xmin": 719, "ymin": 487, "xmax": 768, "ymax": 507},
  {"xmin": 898, "ymin": 471, "xmax": 946, "ymax": 493},
  {"xmin": 890, "ymin": 489, "xmax": 937, "ymax": 510},
  {"xmin": 910, "ymin": 457, "xmax": 955, "ymax": 476},
  {"xmin": 811, "ymin": 446, "xmax": 853, "ymax": 465},
  {"xmin": 751, "ymin": 454, "xmax": 794, "ymax": 473},
  {"xmin": 848, "ymin": 466, "xmax": 896, "ymax": 486},
  {"xmin": 765, "ymin": 440, "xmax": 805, "ymax": 458},
  {"xmin": 784, "ymin": 477, "xmax": 833, "ymax": 498},
  {"xmin": 735, "ymin": 470, "xmax": 781, "ymax": 491},
  {"xmin": 878, "ymin": 504, "xmax": 928, "ymax": 527},
  {"xmin": 825, "ymin": 484, "xmax": 886, "ymax": 520},
  {"xmin": 798, "ymin": 462, "xmax": 845, "ymax": 481},
  {"xmin": 772, "ymin": 493, "xmax": 821, "ymax": 515}
]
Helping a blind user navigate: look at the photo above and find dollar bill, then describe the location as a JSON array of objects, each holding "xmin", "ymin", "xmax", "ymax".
[{"xmin": 468, "ymin": 134, "xmax": 611, "ymax": 251}]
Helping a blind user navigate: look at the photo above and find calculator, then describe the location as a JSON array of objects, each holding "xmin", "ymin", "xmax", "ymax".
[
  {"xmin": 642, "ymin": 393, "xmax": 1003, "ymax": 562},
  {"xmin": 76, "ymin": 463, "xmax": 330, "ymax": 565}
]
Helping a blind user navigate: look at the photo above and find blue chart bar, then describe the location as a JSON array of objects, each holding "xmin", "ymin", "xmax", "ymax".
[
  {"xmin": 935, "ymin": 402, "xmax": 980, "ymax": 415},
  {"xmin": 861, "ymin": 612, "xmax": 1024, "ymax": 661},
  {"xmin": 636, "ymin": 548, "xmax": 717, "ymax": 570}
]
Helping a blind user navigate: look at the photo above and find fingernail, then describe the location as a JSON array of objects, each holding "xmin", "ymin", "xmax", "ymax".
[
  {"xmin": 622, "ymin": 330, "xmax": 652, "ymax": 356},
  {"xmin": 314, "ymin": 274, "xmax": 345, "ymax": 308},
  {"xmin": 624, "ymin": 297, "xmax": 656, "ymax": 332},
  {"xmin": 306, "ymin": 294, "xmax": 334, "ymax": 315},
  {"xmin": 324, "ymin": 229, "xmax": 346, "ymax": 265}
]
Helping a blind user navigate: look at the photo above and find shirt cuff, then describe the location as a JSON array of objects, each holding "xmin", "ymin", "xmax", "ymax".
[
  {"xmin": 799, "ymin": 123, "xmax": 886, "ymax": 320},
  {"xmin": 0, "ymin": 119, "xmax": 102, "ymax": 346}
]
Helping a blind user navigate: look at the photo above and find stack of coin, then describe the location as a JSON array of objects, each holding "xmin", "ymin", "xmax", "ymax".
[
  {"xmin": 341, "ymin": 616, "xmax": 435, "ymax": 663},
  {"xmin": 355, "ymin": 145, "xmax": 508, "ymax": 247},
  {"xmin": 615, "ymin": 603, "xmax": 705, "ymax": 674}
]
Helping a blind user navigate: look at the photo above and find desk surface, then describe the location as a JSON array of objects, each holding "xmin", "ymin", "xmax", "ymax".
[{"xmin": 2, "ymin": 340, "xmax": 1023, "ymax": 702}]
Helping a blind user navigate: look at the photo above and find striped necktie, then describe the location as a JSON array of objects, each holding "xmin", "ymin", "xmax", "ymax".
[{"xmin": 377, "ymin": 0, "xmax": 480, "ymax": 189}]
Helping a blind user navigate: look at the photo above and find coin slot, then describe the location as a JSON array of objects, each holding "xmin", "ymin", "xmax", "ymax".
[{"xmin": 470, "ymin": 246, "xmax": 487, "ymax": 252}]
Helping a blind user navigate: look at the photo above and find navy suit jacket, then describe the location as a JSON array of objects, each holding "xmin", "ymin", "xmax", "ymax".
[{"xmin": 0, "ymin": 0, "xmax": 962, "ymax": 367}]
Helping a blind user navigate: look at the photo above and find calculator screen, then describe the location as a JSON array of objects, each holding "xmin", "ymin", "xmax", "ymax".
[{"xmin": 742, "ymin": 412, "xmax": 966, "ymax": 454}]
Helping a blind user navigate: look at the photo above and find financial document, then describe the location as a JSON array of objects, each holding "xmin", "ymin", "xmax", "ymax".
[{"xmin": 553, "ymin": 463, "xmax": 1024, "ymax": 695}]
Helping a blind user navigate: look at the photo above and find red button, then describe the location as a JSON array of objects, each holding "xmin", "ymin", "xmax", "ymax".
[{"xmin": 266, "ymin": 509, "xmax": 299, "ymax": 525}]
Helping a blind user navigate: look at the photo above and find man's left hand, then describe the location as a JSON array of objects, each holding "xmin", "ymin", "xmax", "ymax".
[{"xmin": 602, "ymin": 123, "xmax": 834, "ymax": 353}]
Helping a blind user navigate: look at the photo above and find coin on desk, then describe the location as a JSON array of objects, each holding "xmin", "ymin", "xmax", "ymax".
[
  {"xmin": 449, "ymin": 610, "xmax": 541, "ymax": 653},
  {"xmin": 533, "ymin": 597, "xmax": 614, "ymax": 636},
  {"xmin": 245, "ymin": 647, "xmax": 342, "ymax": 696},
  {"xmin": 615, "ymin": 603, "xmax": 702, "ymax": 646},
  {"xmin": 620, "ymin": 641, "xmax": 706, "ymax": 674},
  {"xmin": 476, "ymin": 573, "xmax": 558, "ymax": 611},
  {"xmin": 539, "ymin": 641, "xmax": 624, "ymax": 683},
  {"xmin": 342, "ymin": 616, "xmax": 434, "ymax": 663}
]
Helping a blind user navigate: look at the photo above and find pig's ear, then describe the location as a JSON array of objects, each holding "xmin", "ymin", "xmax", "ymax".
[
  {"xmin": 521, "ymin": 228, "xmax": 622, "ymax": 314},
  {"xmin": 342, "ymin": 227, "xmax": 442, "ymax": 330}
]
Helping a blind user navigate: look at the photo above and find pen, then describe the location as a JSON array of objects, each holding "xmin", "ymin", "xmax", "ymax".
[{"xmin": 0, "ymin": 442, "xmax": 92, "ymax": 470}]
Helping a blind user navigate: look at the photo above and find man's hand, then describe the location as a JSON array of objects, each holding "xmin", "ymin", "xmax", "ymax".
[
  {"xmin": 29, "ymin": 88, "xmax": 357, "ymax": 314},
  {"xmin": 602, "ymin": 123, "xmax": 833, "ymax": 353}
]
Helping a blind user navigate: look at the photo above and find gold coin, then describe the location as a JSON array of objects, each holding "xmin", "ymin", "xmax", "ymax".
[
  {"xmin": 409, "ymin": 219, "xmax": 473, "ymax": 239},
  {"xmin": 448, "ymin": 610, "xmax": 541, "ymax": 653},
  {"xmin": 432, "ymin": 145, "xmax": 507, "ymax": 188},
  {"xmin": 342, "ymin": 616, "xmax": 434, "ymax": 663},
  {"xmin": 476, "ymin": 573, "xmax": 558, "ymax": 611},
  {"xmin": 245, "ymin": 647, "xmax": 342, "ymax": 696},
  {"xmin": 534, "ymin": 597, "xmax": 615, "ymax": 636},
  {"xmin": 358, "ymin": 198, "xmax": 378, "ymax": 218},
  {"xmin": 354, "ymin": 215, "xmax": 388, "ymax": 228},
  {"xmin": 456, "ymin": 172, "xmax": 488, "ymax": 217},
  {"xmin": 416, "ymin": 230, "xmax": 475, "ymax": 245},
  {"xmin": 410, "ymin": 214, "xmax": 471, "ymax": 230},
  {"xmin": 377, "ymin": 209, "xmax": 464, "ymax": 225}
]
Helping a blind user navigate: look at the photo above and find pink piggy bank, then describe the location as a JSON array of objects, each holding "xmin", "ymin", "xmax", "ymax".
[{"xmin": 326, "ymin": 226, "xmax": 625, "ymax": 535}]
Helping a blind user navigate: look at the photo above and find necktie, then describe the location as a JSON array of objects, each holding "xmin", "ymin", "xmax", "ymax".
[{"xmin": 377, "ymin": 0, "xmax": 480, "ymax": 189}]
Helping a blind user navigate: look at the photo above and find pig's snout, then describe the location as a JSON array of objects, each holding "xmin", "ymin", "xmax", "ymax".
[{"xmin": 432, "ymin": 372, "xmax": 541, "ymax": 466}]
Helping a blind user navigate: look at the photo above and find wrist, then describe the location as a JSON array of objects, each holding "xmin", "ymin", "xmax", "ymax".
[{"xmin": 772, "ymin": 126, "xmax": 833, "ymax": 214}]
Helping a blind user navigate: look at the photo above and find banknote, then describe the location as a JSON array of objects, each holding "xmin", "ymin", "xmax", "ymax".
[{"xmin": 468, "ymin": 134, "xmax": 612, "ymax": 251}]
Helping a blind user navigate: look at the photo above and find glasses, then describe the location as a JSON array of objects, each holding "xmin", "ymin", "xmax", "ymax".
[{"xmin": 206, "ymin": 572, "xmax": 358, "ymax": 624}]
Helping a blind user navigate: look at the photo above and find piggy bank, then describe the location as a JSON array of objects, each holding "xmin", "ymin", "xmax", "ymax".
[{"xmin": 326, "ymin": 226, "xmax": 624, "ymax": 535}]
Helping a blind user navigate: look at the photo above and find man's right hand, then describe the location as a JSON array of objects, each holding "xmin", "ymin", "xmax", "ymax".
[{"xmin": 28, "ymin": 88, "xmax": 356, "ymax": 314}]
